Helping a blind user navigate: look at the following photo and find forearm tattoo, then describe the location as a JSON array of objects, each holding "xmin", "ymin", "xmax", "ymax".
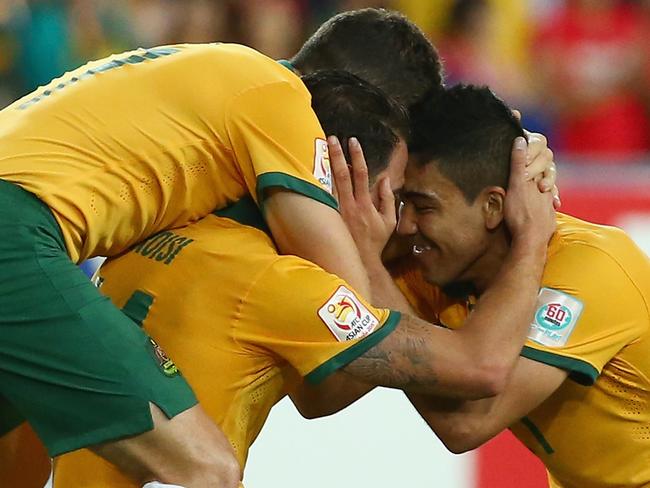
[{"xmin": 343, "ymin": 317, "xmax": 439, "ymax": 392}]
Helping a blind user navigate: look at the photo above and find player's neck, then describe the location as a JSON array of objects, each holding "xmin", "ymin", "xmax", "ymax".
[{"xmin": 471, "ymin": 231, "xmax": 511, "ymax": 294}]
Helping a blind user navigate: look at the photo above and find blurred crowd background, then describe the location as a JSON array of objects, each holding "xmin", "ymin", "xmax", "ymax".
[{"xmin": 0, "ymin": 0, "xmax": 649, "ymax": 164}]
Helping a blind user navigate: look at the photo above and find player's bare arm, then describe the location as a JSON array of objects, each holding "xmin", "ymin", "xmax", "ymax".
[
  {"xmin": 286, "ymin": 368, "xmax": 375, "ymax": 419},
  {"xmin": 264, "ymin": 187, "xmax": 372, "ymax": 299},
  {"xmin": 338, "ymin": 137, "xmax": 556, "ymax": 399},
  {"xmin": 408, "ymin": 356, "xmax": 567, "ymax": 453}
]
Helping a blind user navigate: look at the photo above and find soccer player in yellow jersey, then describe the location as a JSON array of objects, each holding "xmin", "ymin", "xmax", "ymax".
[
  {"xmin": 378, "ymin": 85, "xmax": 649, "ymax": 488},
  {"xmin": 0, "ymin": 30, "xmax": 437, "ymax": 487},
  {"xmin": 49, "ymin": 69, "xmax": 558, "ymax": 486}
]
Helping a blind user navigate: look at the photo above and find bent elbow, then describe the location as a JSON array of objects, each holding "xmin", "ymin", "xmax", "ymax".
[
  {"xmin": 444, "ymin": 365, "xmax": 507, "ymax": 400},
  {"xmin": 449, "ymin": 340, "xmax": 513, "ymax": 399},
  {"xmin": 293, "ymin": 402, "xmax": 331, "ymax": 420},
  {"xmin": 481, "ymin": 370, "xmax": 508, "ymax": 398},
  {"xmin": 468, "ymin": 362, "xmax": 510, "ymax": 399},
  {"xmin": 443, "ymin": 437, "xmax": 482, "ymax": 455},
  {"xmin": 295, "ymin": 408, "xmax": 316, "ymax": 420},
  {"xmin": 436, "ymin": 424, "xmax": 484, "ymax": 454},
  {"xmin": 297, "ymin": 408, "xmax": 329, "ymax": 420}
]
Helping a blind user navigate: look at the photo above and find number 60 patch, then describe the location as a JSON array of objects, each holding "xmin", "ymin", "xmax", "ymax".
[{"xmin": 528, "ymin": 287, "xmax": 584, "ymax": 347}]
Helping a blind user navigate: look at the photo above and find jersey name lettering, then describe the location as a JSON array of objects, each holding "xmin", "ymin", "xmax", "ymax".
[{"xmin": 132, "ymin": 230, "xmax": 193, "ymax": 265}]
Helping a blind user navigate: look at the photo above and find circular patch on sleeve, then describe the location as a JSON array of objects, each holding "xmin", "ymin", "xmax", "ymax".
[{"xmin": 528, "ymin": 288, "xmax": 584, "ymax": 347}]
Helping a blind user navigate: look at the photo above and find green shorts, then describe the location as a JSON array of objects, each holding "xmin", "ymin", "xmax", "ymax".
[{"xmin": 0, "ymin": 179, "xmax": 197, "ymax": 456}]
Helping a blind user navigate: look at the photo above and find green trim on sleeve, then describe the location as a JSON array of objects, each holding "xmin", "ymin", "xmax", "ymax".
[
  {"xmin": 121, "ymin": 290, "xmax": 154, "ymax": 327},
  {"xmin": 521, "ymin": 346, "xmax": 599, "ymax": 386},
  {"xmin": 305, "ymin": 311, "xmax": 402, "ymax": 385},
  {"xmin": 520, "ymin": 416, "xmax": 555, "ymax": 455},
  {"xmin": 213, "ymin": 196, "xmax": 271, "ymax": 236},
  {"xmin": 256, "ymin": 172, "xmax": 339, "ymax": 212}
]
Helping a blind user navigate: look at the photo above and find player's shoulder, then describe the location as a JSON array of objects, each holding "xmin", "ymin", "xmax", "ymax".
[
  {"xmin": 551, "ymin": 213, "xmax": 645, "ymax": 264},
  {"xmin": 176, "ymin": 42, "xmax": 305, "ymax": 93},
  {"xmin": 554, "ymin": 213, "xmax": 625, "ymax": 244},
  {"xmin": 545, "ymin": 213, "xmax": 650, "ymax": 303}
]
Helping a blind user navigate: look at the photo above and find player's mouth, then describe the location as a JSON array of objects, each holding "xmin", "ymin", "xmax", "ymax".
[
  {"xmin": 411, "ymin": 237, "xmax": 437, "ymax": 258},
  {"xmin": 412, "ymin": 244, "xmax": 431, "ymax": 255}
]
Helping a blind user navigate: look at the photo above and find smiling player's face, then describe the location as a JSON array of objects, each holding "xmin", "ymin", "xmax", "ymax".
[{"xmin": 397, "ymin": 160, "xmax": 491, "ymax": 288}]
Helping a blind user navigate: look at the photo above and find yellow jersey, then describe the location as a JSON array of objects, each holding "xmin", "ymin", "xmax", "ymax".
[
  {"xmin": 0, "ymin": 43, "xmax": 335, "ymax": 263},
  {"xmin": 54, "ymin": 205, "xmax": 400, "ymax": 486},
  {"xmin": 394, "ymin": 213, "xmax": 650, "ymax": 488}
]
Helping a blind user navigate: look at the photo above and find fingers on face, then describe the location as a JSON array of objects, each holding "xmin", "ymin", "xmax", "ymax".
[
  {"xmin": 378, "ymin": 176, "xmax": 396, "ymax": 222},
  {"xmin": 349, "ymin": 138, "xmax": 370, "ymax": 201},
  {"xmin": 328, "ymin": 136, "xmax": 353, "ymax": 202},
  {"xmin": 328, "ymin": 136, "xmax": 374, "ymax": 208}
]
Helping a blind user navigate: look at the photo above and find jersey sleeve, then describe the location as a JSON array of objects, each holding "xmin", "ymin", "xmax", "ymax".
[
  {"xmin": 234, "ymin": 255, "xmax": 401, "ymax": 385},
  {"xmin": 522, "ymin": 243, "xmax": 647, "ymax": 386},
  {"xmin": 225, "ymin": 80, "xmax": 337, "ymax": 211}
]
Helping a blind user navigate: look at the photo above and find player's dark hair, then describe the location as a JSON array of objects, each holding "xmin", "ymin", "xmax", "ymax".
[
  {"xmin": 302, "ymin": 70, "xmax": 409, "ymax": 182},
  {"xmin": 409, "ymin": 84, "xmax": 526, "ymax": 202},
  {"xmin": 292, "ymin": 8, "xmax": 443, "ymax": 108}
]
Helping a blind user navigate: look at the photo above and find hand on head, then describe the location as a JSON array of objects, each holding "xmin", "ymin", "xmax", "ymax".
[
  {"xmin": 328, "ymin": 135, "xmax": 396, "ymax": 263},
  {"xmin": 523, "ymin": 129, "xmax": 560, "ymax": 209},
  {"xmin": 504, "ymin": 137, "xmax": 557, "ymax": 247}
]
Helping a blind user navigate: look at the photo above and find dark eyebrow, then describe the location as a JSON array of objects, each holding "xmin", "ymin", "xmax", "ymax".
[{"xmin": 401, "ymin": 190, "xmax": 439, "ymax": 202}]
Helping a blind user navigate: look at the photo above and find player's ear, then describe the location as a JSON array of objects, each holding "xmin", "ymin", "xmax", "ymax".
[{"xmin": 481, "ymin": 186, "xmax": 506, "ymax": 230}]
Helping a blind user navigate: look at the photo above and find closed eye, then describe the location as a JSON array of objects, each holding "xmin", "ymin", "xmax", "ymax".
[
  {"xmin": 402, "ymin": 191, "xmax": 440, "ymax": 214},
  {"xmin": 414, "ymin": 205, "xmax": 437, "ymax": 214},
  {"xmin": 410, "ymin": 199, "xmax": 439, "ymax": 213}
]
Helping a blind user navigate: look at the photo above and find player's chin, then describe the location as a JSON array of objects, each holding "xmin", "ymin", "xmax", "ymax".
[
  {"xmin": 423, "ymin": 262, "xmax": 471, "ymax": 293},
  {"xmin": 417, "ymin": 251, "xmax": 449, "ymax": 281},
  {"xmin": 421, "ymin": 264, "xmax": 453, "ymax": 287}
]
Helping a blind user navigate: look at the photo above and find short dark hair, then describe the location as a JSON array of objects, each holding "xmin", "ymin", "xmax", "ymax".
[
  {"xmin": 409, "ymin": 84, "xmax": 525, "ymax": 202},
  {"xmin": 292, "ymin": 8, "xmax": 443, "ymax": 108},
  {"xmin": 302, "ymin": 70, "xmax": 409, "ymax": 181}
]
